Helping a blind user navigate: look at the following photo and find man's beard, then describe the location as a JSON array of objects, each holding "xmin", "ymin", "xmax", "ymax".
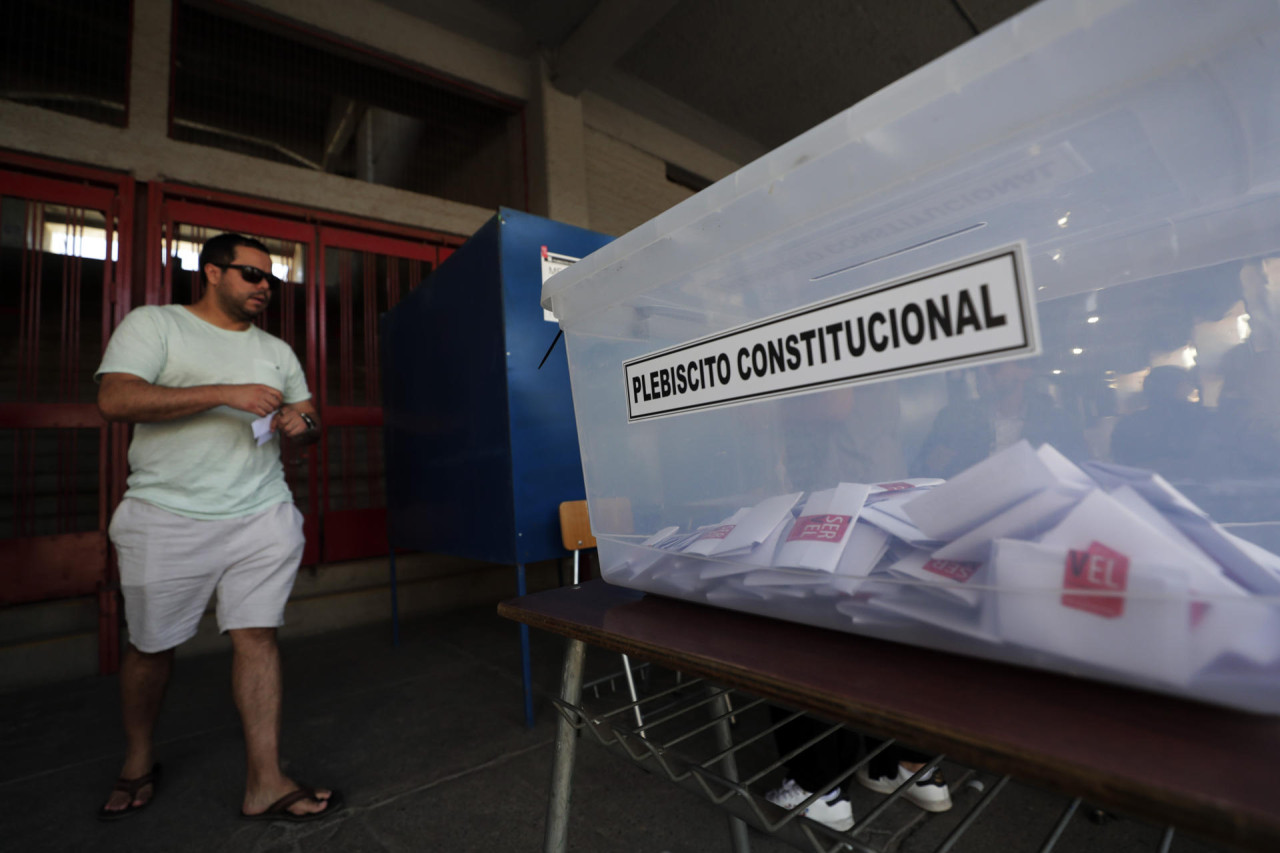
[{"xmin": 221, "ymin": 288, "xmax": 269, "ymax": 321}]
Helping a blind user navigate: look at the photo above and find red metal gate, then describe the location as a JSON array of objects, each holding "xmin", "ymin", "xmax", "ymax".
[{"xmin": 0, "ymin": 153, "xmax": 134, "ymax": 674}]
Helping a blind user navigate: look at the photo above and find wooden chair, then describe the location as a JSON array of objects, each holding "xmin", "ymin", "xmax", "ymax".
[{"xmin": 559, "ymin": 500, "xmax": 643, "ymax": 729}]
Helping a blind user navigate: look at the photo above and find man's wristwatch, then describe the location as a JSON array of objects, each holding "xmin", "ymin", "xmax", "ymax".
[{"xmin": 298, "ymin": 412, "xmax": 318, "ymax": 432}]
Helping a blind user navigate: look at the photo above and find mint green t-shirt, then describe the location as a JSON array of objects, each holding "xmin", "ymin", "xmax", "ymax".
[{"xmin": 95, "ymin": 305, "xmax": 311, "ymax": 520}]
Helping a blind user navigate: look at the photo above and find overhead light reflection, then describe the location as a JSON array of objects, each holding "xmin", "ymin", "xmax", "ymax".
[
  {"xmin": 1087, "ymin": 316, "xmax": 1099, "ymax": 324},
  {"xmin": 1071, "ymin": 347, "xmax": 1084, "ymax": 355}
]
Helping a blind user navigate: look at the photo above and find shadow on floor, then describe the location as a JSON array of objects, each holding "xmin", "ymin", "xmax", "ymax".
[{"xmin": 0, "ymin": 604, "xmax": 1224, "ymax": 853}]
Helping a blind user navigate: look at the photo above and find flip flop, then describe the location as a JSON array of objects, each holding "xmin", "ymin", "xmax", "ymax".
[
  {"xmin": 97, "ymin": 763, "xmax": 162, "ymax": 821},
  {"xmin": 240, "ymin": 786, "xmax": 345, "ymax": 823}
]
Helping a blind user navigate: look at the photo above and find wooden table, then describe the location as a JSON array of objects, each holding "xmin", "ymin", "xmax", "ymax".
[{"xmin": 500, "ymin": 580, "xmax": 1280, "ymax": 852}]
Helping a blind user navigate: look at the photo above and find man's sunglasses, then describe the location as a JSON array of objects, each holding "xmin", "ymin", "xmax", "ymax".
[{"xmin": 216, "ymin": 263, "xmax": 283, "ymax": 287}]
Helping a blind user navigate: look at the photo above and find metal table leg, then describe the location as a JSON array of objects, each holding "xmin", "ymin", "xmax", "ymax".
[
  {"xmin": 546, "ymin": 638, "xmax": 587, "ymax": 853},
  {"xmin": 389, "ymin": 549, "xmax": 400, "ymax": 648},
  {"xmin": 710, "ymin": 690, "xmax": 752, "ymax": 853},
  {"xmin": 518, "ymin": 562, "xmax": 535, "ymax": 728}
]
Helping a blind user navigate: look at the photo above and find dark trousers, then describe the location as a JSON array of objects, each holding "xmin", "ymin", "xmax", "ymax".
[{"xmin": 770, "ymin": 706, "xmax": 928, "ymax": 793}]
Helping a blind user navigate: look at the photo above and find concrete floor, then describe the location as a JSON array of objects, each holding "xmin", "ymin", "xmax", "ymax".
[{"xmin": 0, "ymin": 602, "xmax": 1229, "ymax": 853}]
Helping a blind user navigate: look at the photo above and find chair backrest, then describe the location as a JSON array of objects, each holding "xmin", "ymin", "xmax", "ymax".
[{"xmin": 558, "ymin": 500, "xmax": 596, "ymax": 551}]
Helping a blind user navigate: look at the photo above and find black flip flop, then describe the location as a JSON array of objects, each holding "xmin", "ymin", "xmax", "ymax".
[
  {"xmin": 240, "ymin": 786, "xmax": 345, "ymax": 823},
  {"xmin": 97, "ymin": 763, "xmax": 162, "ymax": 821}
]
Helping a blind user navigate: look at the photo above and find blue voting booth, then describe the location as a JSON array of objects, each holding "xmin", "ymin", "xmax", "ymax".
[{"xmin": 380, "ymin": 208, "xmax": 613, "ymax": 727}]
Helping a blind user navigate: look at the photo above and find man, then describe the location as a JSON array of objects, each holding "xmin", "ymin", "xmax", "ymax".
[{"xmin": 95, "ymin": 233, "xmax": 341, "ymax": 822}]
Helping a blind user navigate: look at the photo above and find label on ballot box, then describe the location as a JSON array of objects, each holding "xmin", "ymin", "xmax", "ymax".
[{"xmin": 623, "ymin": 246, "xmax": 1039, "ymax": 421}]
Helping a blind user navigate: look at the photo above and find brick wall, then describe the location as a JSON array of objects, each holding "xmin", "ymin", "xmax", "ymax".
[{"xmin": 584, "ymin": 126, "xmax": 696, "ymax": 237}]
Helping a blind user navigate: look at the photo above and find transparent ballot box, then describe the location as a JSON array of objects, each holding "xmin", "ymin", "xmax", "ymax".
[{"xmin": 541, "ymin": 0, "xmax": 1280, "ymax": 714}]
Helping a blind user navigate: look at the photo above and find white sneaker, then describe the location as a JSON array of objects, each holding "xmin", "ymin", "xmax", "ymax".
[
  {"xmin": 856, "ymin": 764, "xmax": 952, "ymax": 812},
  {"xmin": 765, "ymin": 778, "xmax": 855, "ymax": 831}
]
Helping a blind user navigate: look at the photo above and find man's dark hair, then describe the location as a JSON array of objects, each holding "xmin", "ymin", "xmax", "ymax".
[{"xmin": 198, "ymin": 233, "xmax": 272, "ymax": 285}]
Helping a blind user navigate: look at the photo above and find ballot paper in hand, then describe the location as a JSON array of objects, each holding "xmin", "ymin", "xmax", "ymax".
[
  {"xmin": 991, "ymin": 538, "xmax": 1193, "ymax": 686},
  {"xmin": 773, "ymin": 483, "xmax": 872, "ymax": 573},
  {"xmin": 251, "ymin": 411, "xmax": 277, "ymax": 446}
]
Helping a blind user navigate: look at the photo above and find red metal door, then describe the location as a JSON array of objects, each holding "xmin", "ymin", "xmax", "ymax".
[
  {"xmin": 0, "ymin": 156, "xmax": 133, "ymax": 673},
  {"xmin": 149, "ymin": 193, "xmax": 322, "ymax": 564},
  {"xmin": 318, "ymin": 228, "xmax": 441, "ymax": 562}
]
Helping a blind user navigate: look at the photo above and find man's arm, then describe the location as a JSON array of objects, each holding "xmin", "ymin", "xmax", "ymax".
[
  {"xmin": 273, "ymin": 399, "xmax": 322, "ymax": 447},
  {"xmin": 98, "ymin": 373, "xmax": 284, "ymax": 423}
]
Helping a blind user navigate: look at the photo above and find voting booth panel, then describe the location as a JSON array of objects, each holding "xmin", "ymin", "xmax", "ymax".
[
  {"xmin": 381, "ymin": 208, "xmax": 614, "ymax": 565},
  {"xmin": 542, "ymin": 0, "xmax": 1280, "ymax": 713}
]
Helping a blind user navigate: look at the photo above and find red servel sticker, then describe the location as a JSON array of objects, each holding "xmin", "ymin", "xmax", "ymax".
[
  {"xmin": 876, "ymin": 482, "xmax": 916, "ymax": 492},
  {"xmin": 786, "ymin": 514, "xmax": 852, "ymax": 543},
  {"xmin": 1062, "ymin": 541, "xmax": 1129, "ymax": 619},
  {"xmin": 697, "ymin": 524, "xmax": 736, "ymax": 541},
  {"xmin": 922, "ymin": 559, "xmax": 980, "ymax": 583}
]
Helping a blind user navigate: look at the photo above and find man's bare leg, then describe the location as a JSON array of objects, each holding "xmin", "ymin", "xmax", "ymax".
[
  {"xmin": 102, "ymin": 644, "xmax": 173, "ymax": 812},
  {"xmin": 230, "ymin": 627, "xmax": 332, "ymax": 817}
]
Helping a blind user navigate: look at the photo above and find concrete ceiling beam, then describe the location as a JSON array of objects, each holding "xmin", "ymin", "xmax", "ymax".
[{"xmin": 551, "ymin": 0, "xmax": 682, "ymax": 96}]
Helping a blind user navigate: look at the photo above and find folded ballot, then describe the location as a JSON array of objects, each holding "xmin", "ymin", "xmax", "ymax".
[
  {"xmin": 599, "ymin": 441, "xmax": 1280, "ymax": 713},
  {"xmin": 685, "ymin": 492, "xmax": 804, "ymax": 558},
  {"xmin": 774, "ymin": 483, "xmax": 872, "ymax": 572},
  {"xmin": 991, "ymin": 538, "xmax": 1194, "ymax": 686},
  {"xmin": 904, "ymin": 441, "xmax": 1091, "ymax": 541},
  {"xmin": 885, "ymin": 549, "xmax": 989, "ymax": 608}
]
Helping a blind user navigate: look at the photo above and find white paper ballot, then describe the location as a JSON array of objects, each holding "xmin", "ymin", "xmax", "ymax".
[
  {"xmin": 608, "ymin": 526, "xmax": 682, "ymax": 580},
  {"xmin": 932, "ymin": 486, "xmax": 1083, "ymax": 563},
  {"xmin": 684, "ymin": 508, "xmax": 752, "ymax": 556},
  {"xmin": 991, "ymin": 538, "xmax": 1193, "ymax": 686},
  {"xmin": 885, "ymin": 549, "xmax": 989, "ymax": 608},
  {"xmin": 863, "ymin": 478, "xmax": 945, "ymax": 505},
  {"xmin": 1081, "ymin": 462, "xmax": 1280, "ymax": 595},
  {"xmin": 252, "ymin": 411, "xmax": 276, "ymax": 446},
  {"xmin": 859, "ymin": 504, "xmax": 942, "ymax": 548},
  {"xmin": 1081, "ymin": 461, "xmax": 1206, "ymax": 517},
  {"xmin": 743, "ymin": 568, "xmax": 833, "ymax": 587},
  {"xmin": 834, "ymin": 521, "xmax": 892, "ymax": 579},
  {"xmin": 687, "ymin": 492, "xmax": 803, "ymax": 558},
  {"xmin": 1034, "ymin": 443, "xmax": 1095, "ymax": 491},
  {"xmin": 868, "ymin": 583, "xmax": 1002, "ymax": 643},
  {"xmin": 904, "ymin": 440, "xmax": 1060, "ymax": 540},
  {"xmin": 1184, "ymin": 519, "xmax": 1280, "ymax": 596},
  {"xmin": 774, "ymin": 483, "xmax": 872, "ymax": 573},
  {"xmin": 699, "ymin": 516, "xmax": 795, "ymax": 579}
]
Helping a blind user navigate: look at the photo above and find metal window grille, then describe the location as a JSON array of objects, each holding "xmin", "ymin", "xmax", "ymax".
[
  {"xmin": 0, "ymin": 0, "xmax": 131, "ymax": 126},
  {"xmin": 171, "ymin": 1, "xmax": 525, "ymax": 208},
  {"xmin": 1, "ymin": 198, "xmax": 115, "ymax": 539}
]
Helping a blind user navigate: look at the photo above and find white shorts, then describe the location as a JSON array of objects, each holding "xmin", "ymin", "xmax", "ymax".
[{"xmin": 109, "ymin": 499, "xmax": 306, "ymax": 653}]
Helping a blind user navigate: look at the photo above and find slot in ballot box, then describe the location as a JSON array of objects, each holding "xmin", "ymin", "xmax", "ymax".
[{"xmin": 541, "ymin": 0, "xmax": 1280, "ymax": 713}]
